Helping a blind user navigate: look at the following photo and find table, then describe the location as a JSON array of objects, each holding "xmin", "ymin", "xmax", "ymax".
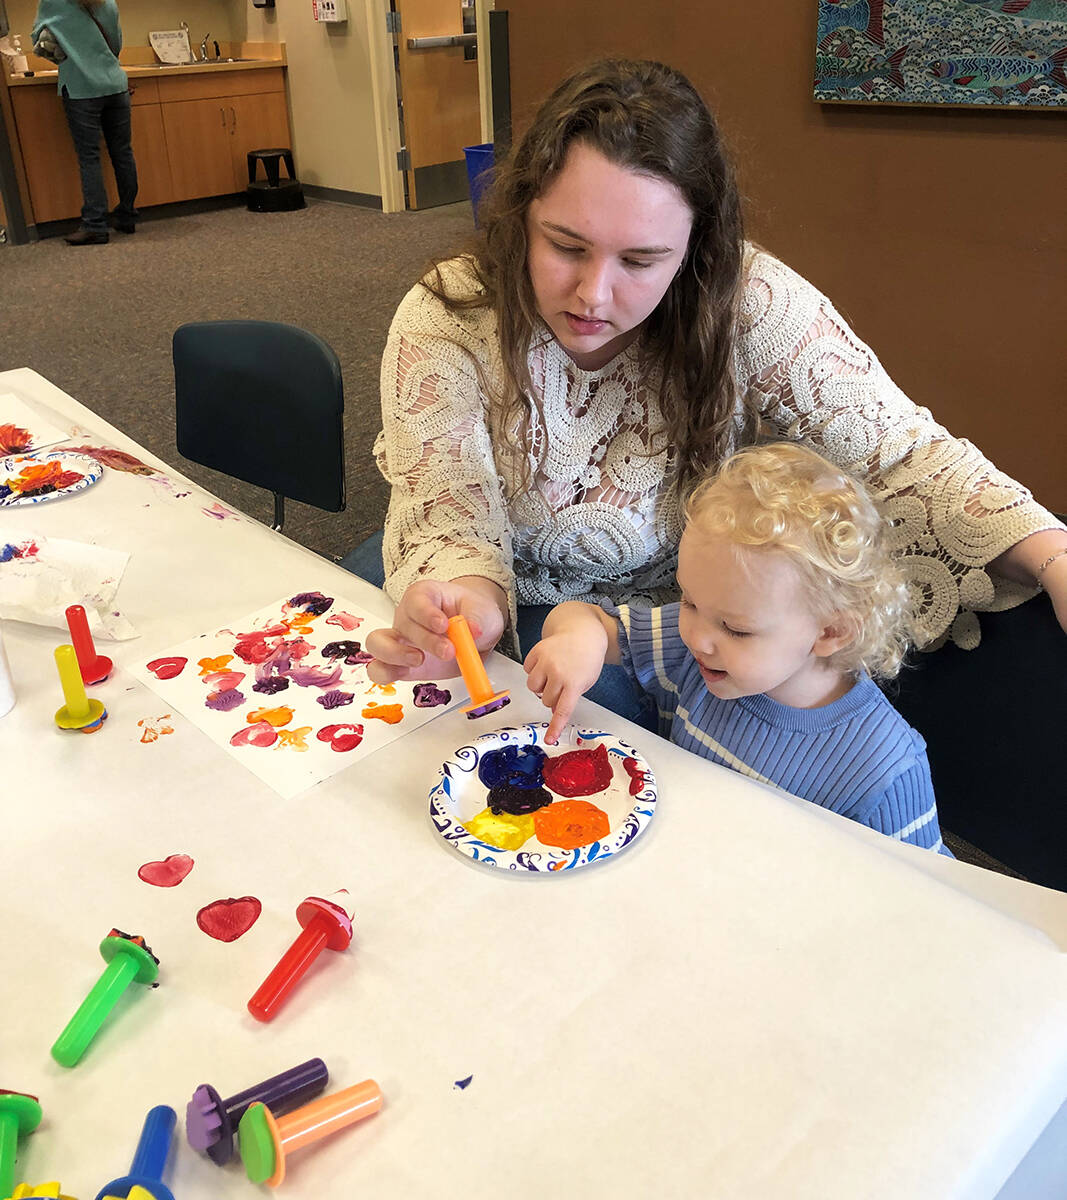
[{"xmin": 3, "ymin": 367, "xmax": 1067, "ymax": 1200}]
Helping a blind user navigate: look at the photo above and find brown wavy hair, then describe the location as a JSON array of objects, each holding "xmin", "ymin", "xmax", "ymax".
[{"xmin": 424, "ymin": 58, "xmax": 745, "ymax": 497}]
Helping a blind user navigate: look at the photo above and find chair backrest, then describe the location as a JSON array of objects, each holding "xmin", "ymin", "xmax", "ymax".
[{"xmin": 173, "ymin": 320, "xmax": 345, "ymax": 517}]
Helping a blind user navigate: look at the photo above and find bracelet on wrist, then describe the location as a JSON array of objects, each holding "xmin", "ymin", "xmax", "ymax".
[{"xmin": 1036, "ymin": 547, "xmax": 1067, "ymax": 589}]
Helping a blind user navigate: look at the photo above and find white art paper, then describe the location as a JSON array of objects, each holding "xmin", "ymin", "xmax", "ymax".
[
  {"xmin": 131, "ymin": 590, "xmax": 456, "ymax": 798},
  {"xmin": 0, "ymin": 530, "xmax": 136, "ymax": 639},
  {"xmin": 1, "ymin": 393, "xmax": 71, "ymax": 453}
]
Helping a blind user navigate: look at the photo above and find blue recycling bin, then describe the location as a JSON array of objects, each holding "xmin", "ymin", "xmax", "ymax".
[{"xmin": 463, "ymin": 143, "xmax": 494, "ymax": 227}]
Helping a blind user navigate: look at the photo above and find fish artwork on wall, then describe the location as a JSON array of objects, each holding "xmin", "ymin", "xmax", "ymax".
[
  {"xmin": 132, "ymin": 590, "xmax": 453, "ymax": 798},
  {"xmin": 813, "ymin": 0, "xmax": 1067, "ymax": 107}
]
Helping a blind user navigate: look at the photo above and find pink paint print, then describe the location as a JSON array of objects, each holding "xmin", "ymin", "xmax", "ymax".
[
  {"xmin": 197, "ymin": 896, "xmax": 262, "ymax": 942},
  {"xmin": 138, "ymin": 853, "xmax": 194, "ymax": 887},
  {"xmin": 317, "ymin": 723, "xmax": 364, "ymax": 752},
  {"xmin": 230, "ymin": 721, "xmax": 278, "ymax": 748},
  {"xmin": 202, "ymin": 501, "xmax": 239, "ymax": 520},
  {"xmin": 326, "ymin": 611, "xmax": 364, "ymax": 632}
]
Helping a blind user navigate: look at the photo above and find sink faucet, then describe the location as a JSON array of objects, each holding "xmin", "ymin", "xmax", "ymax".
[{"xmin": 199, "ymin": 32, "xmax": 211, "ymax": 61}]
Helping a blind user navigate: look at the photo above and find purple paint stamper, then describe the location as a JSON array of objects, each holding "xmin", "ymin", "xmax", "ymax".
[{"xmin": 186, "ymin": 1057, "xmax": 329, "ymax": 1165}]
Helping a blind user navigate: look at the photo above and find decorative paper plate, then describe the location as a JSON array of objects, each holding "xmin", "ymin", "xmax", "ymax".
[
  {"xmin": 0, "ymin": 451, "xmax": 102, "ymax": 507},
  {"xmin": 429, "ymin": 723, "xmax": 658, "ymax": 873}
]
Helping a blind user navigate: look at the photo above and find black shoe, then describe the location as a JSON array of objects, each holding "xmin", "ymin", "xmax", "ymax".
[
  {"xmin": 65, "ymin": 228, "xmax": 109, "ymax": 245},
  {"xmin": 114, "ymin": 220, "xmax": 136, "ymax": 234}
]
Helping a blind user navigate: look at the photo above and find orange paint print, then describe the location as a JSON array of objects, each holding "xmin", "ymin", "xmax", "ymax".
[
  {"xmin": 362, "ymin": 701, "xmax": 404, "ymax": 724},
  {"xmin": 137, "ymin": 715, "xmax": 175, "ymax": 743},
  {"xmin": 366, "ymin": 682, "xmax": 397, "ymax": 696},
  {"xmin": 246, "ymin": 705, "xmax": 294, "ymax": 727},
  {"xmin": 534, "ymin": 799, "xmax": 610, "ymax": 850},
  {"xmin": 276, "ymin": 726, "xmax": 312, "ymax": 751},
  {"xmin": 198, "ymin": 654, "xmax": 234, "ymax": 675}
]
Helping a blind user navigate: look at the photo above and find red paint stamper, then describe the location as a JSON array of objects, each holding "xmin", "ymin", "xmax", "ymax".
[
  {"xmin": 247, "ymin": 892, "xmax": 354, "ymax": 1023},
  {"xmin": 65, "ymin": 604, "xmax": 113, "ymax": 684}
]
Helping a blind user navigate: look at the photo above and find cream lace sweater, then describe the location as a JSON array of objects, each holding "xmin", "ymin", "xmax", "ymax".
[{"xmin": 375, "ymin": 251, "xmax": 1060, "ymax": 650}]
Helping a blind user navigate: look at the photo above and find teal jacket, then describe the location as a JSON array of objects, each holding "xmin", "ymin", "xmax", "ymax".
[{"xmin": 32, "ymin": 0, "xmax": 128, "ymax": 99}]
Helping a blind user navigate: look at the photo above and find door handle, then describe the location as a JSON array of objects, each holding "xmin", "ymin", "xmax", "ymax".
[{"xmin": 406, "ymin": 33, "xmax": 476, "ymax": 48}]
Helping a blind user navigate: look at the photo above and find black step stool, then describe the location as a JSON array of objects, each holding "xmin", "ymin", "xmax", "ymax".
[{"xmin": 247, "ymin": 148, "xmax": 306, "ymax": 212}]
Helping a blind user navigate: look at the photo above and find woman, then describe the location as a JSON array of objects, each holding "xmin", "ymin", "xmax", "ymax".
[
  {"xmin": 32, "ymin": 0, "xmax": 137, "ymax": 244},
  {"xmin": 359, "ymin": 59, "xmax": 1065, "ymax": 698}
]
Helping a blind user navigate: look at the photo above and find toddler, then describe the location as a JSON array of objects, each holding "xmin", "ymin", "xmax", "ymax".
[{"xmin": 524, "ymin": 442, "xmax": 951, "ymax": 855}]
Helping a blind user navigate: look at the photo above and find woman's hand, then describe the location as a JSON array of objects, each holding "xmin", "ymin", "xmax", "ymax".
[
  {"xmin": 523, "ymin": 604, "xmax": 613, "ymax": 744},
  {"xmin": 366, "ymin": 577, "xmax": 507, "ymax": 684},
  {"xmin": 992, "ymin": 531, "xmax": 1067, "ymax": 635}
]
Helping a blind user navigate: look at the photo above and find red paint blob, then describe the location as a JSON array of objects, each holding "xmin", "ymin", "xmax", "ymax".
[
  {"xmin": 317, "ymin": 723, "xmax": 365, "ymax": 752},
  {"xmin": 146, "ymin": 656, "xmax": 188, "ymax": 680},
  {"xmin": 230, "ymin": 721, "xmax": 279, "ymax": 748},
  {"xmin": 541, "ymin": 742, "xmax": 613, "ymax": 797},
  {"xmin": 197, "ymin": 896, "xmax": 262, "ymax": 942},
  {"xmin": 138, "ymin": 853, "xmax": 195, "ymax": 887},
  {"xmin": 623, "ymin": 757, "xmax": 648, "ymax": 796}
]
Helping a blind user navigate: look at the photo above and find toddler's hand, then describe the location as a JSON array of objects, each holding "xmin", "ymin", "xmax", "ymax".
[{"xmin": 524, "ymin": 627, "xmax": 607, "ymax": 744}]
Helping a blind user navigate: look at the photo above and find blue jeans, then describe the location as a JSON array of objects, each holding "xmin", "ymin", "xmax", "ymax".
[
  {"xmin": 339, "ymin": 530, "xmax": 658, "ymax": 731},
  {"xmin": 61, "ymin": 89, "xmax": 138, "ymax": 233}
]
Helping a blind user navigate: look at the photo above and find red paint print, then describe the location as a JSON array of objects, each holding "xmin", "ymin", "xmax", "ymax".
[
  {"xmin": 233, "ymin": 626, "xmax": 288, "ymax": 664},
  {"xmin": 138, "ymin": 853, "xmax": 195, "ymax": 887},
  {"xmin": 146, "ymin": 656, "xmax": 188, "ymax": 680},
  {"xmin": 542, "ymin": 742, "xmax": 613, "ymax": 797},
  {"xmin": 230, "ymin": 721, "xmax": 278, "ymax": 748},
  {"xmin": 197, "ymin": 896, "xmax": 262, "ymax": 942},
  {"xmin": 66, "ymin": 444, "xmax": 157, "ymax": 475},
  {"xmin": 317, "ymin": 723, "xmax": 365, "ymax": 752},
  {"xmin": 623, "ymin": 757, "xmax": 648, "ymax": 796},
  {"xmin": 0, "ymin": 424, "xmax": 33, "ymax": 454}
]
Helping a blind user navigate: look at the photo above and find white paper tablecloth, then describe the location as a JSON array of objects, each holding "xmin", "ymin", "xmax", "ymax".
[{"xmin": 3, "ymin": 368, "xmax": 1067, "ymax": 1200}]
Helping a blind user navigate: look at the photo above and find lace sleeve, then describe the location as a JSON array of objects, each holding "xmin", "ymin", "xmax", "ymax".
[
  {"xmin": 737, "ymin": 254, "xmax": 1064, "ymax": 648},
  {"xmin": 374, "ymin": 285, "xmax": 515, "ymax": 608}
]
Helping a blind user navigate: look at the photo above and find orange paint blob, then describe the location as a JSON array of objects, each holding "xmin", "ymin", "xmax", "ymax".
[
  {"xmin": 366, "ymin": 682, "xmax": 397, "ymax": 696},
  {"xmin": 246, "ymin": 705, "xmax": 294, "ymax": 727},
  {"xmin": 198, "ymin": 654, "xmax": 234, "ymax": 675},
  {"xmin": 362, "ymin": 701, "xmax": 404, "ymax": 724},
  {"xmin": 276, "ymin": 726, "xmax": 312, "ymax": 751},
  {"xmin": 534, "ymin": 799, "xmax": 610, "ymax": 850}
]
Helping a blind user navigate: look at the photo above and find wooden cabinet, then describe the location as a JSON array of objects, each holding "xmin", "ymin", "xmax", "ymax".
[
  {"xmin": 10, "ymin": 66, "xmax": 290, "ymax": 223},
  {"xmin": 162, "ymin": 85, "xmax": 290, "ymax": 201}
]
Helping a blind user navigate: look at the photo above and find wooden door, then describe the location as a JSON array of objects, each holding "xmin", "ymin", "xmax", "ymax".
[
  {"xmin": 230, "ymin": 92, "xmax": 291, "ymax": 185},
  {"xmin": 394, "ymin": 0, "xmax": 481, "ymax": 208},
  {"xmin": 160, "ymin": 97, "xmax": 236, "ymax": 201}
]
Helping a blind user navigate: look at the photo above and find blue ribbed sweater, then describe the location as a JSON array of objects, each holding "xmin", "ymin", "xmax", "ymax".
[{"xmin": 613, "ymin": 603, "xmax": 951, "ymax": 856}]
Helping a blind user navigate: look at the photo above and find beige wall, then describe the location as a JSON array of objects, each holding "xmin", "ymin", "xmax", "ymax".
[
  {"xmin": 7, "ymin": 0, "xmax": 383, "ymax": 197},
  {"xmin": 235, "ymin": 0, "xmax": 380, "ymax": 196}
]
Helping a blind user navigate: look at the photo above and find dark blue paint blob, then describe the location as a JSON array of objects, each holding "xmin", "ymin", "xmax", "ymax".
[
  {"xmin": 477, "ymin": 744, "xmax": 547, "ymax": 790},
  {"xmin": 289, "ymin": 591, "xmax": 334, "ymax": 615},
  {"xmin": 487, "ymin": 783, "xmax": 553, "ymax": 816},
  {"xmin": 453, "ymin": 1075, "xmax": 473, "ymax": 1090}
]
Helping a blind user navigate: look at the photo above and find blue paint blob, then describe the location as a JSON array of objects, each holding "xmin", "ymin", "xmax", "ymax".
[
  {"xmin": 478, "ymin": 744, "xmax": 547, "ymax": 790},
  {"xmin": 453, "ymin": 1075, "xmax": 473, "ymax": 1090}
]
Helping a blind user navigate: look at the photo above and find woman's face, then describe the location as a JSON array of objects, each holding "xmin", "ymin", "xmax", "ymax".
[{"xmin": 526, "ymin": 142, "xmax": 693, "ymax": 371}]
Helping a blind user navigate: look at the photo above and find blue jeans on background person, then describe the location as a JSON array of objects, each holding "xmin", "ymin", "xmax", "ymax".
[
  {"xmin": 339, "ymin": 530, "xmax": 658, "ymax": 732},
  {"xmin": 61, "ymin": 89, "xmax": 138, "ymax": 233}
]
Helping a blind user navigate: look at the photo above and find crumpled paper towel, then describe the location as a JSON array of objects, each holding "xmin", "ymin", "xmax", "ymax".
[{"xmin": 0, "ymin": 529, "xmax": 137, "ymax": 640}]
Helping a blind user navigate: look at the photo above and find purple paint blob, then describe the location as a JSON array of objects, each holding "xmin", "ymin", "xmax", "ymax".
[
  {"xmin": 206, "ymin": 688, "xmax": 245, "ymax": 712},
  {"xmin": 253, "ymin": 676, "xmax": 290, "ymax": 695},
  {"xmin": 413, "ymin": 682, "xmax": 452, "ymax": 708},
  {"xmin": 288, "ymin": 591, "xmax": 333, "ymax": 615},
  {"xmin": 453, "ymin": 1075, "xmax": 473, "ymax": 1091},
  {"xmin": 487, "ymin": 783, "xmax": 553, "ymax": 816},
  {"xmin": 287, "ymin": 663, "xmax": 344, "ymax": 689},
  {"xmin": 317, "ymin": 689, "xmax": 354, "ymax": 709},
  {"xmin": 322, "ymin": 640, "xmax": 374, "ymax": 666},
  {"xmin": 478, "ymin": 744, "xmax": 547, "ymax": 790}
]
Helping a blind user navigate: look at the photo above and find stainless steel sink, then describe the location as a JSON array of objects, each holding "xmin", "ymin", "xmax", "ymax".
[{"xmin": 135, "ymin": 58, "xmax": 259, "ymax": 68}]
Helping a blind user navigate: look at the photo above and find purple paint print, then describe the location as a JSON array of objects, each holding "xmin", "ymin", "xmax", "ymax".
[
  {"xmin": 321, "ymin": 640, "xmax": 373, "ymax": 666},
  {"xmin": 206, "ymin": 688, "xmax": 245, "ymax": 712},
  {"xmin": 317, "ymin": 689, "xmax": 355, "ymax": 710},
  {"xmin": 286, "ymin": 592, "xmax": 333, "ymax": 616},
  {"xmin": 287, "ymin": 662, "xmax": 344, "ymax": 689},
  {"xmin": 413, "ymin": 683, "xmax": 452, "ymax": 708},
  {"xmin": 253, "ymin": 676, "xmax": 290, "ymax": 695}
]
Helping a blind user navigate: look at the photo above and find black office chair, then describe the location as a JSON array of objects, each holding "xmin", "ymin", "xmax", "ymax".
[{"xmin": 173, "ymin": 320, "xmax": 345, "ymax": 532}]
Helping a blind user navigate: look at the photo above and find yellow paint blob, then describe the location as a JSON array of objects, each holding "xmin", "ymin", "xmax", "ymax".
[
  {"xmin": 246, "ymin": 705, "xmax": 294, "ymax": 727},
  {"xmin": 362, "ymin": 701, "xmax": 404, "ymax": 724},
  {"xmin": 464, "ymin": 807, "xmax": 536, "ymax": 851},
  {"xmin": 366, "ymin": 681, "xmax": 397, "ymax": 696},
  {"xmin": 276, "ymin": 725, "xmax": 312, "ymax": 751}
]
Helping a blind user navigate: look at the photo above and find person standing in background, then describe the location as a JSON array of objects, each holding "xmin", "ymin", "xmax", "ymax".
[{"xmin": 31, "ymin": 0, "xmax": 137, "ymax": 244}]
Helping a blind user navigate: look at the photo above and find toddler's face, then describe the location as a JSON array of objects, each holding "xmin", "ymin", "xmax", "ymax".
[{"xmin": 676, "ymin": 526, "xmax": 845, "ymax": 708}]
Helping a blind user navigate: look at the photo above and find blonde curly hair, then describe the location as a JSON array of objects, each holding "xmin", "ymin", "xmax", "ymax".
[{"xmin": 684, "ymin": 443, "xmax": 912, "ymax": 680}]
